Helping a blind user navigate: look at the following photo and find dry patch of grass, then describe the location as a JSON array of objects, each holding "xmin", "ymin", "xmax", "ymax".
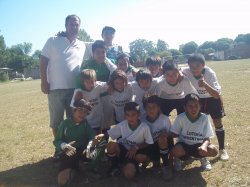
[{"xmin": 0, "ymin": 59, "xmax": 250, "ymax": 187}]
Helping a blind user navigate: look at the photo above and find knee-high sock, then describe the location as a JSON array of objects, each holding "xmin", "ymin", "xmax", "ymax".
[{"xmin": 215, "ymin": 126, "xmax": 225, "ymax": 150}]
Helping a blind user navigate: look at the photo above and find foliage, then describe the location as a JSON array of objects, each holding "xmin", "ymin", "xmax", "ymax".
[
  {"xmin": 234, "ymin": 33, "xmax": 250, "ymax": 44},
  {"xmin": 214, "ymin": 38, "xmax": 233, "ymax": 51},
  {"xmin": 0, "ymin": 71, "xmax": 9, "ymax": 81},
  {"xmin": 78, "ymin": 29, "xmax": 94, "ymax": 42},
  {"xmin": 169, "ymin": 49, "xmax": 183, "ymax": 59},
  {"xmin": 156, "ymin": 39, "xmax": 168, "ymax": 52},
  {"xmin": 180, "ymin": 41, "xmax": 198, "ymax": 55}
]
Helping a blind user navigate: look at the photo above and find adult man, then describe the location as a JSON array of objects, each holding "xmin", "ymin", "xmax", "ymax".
[{"xmin": 40, "ymin": 15, "xmax": 85, "ymax": 147}]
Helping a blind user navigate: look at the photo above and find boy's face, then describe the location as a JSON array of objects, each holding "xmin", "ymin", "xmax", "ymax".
[
  {"xmin": 117, "ymin": 57, "xmax": 129, "ymax": 72},
  {"xmin": 114, "ymin": 78, "xmax": 125, "ymax": 92},
  {"xmin": 102, "ymin": 30, "xmax": 115, "ymax": 44},
  {"xmin": 148, "ymin": 65, "xmax": 160, "ymax": 77},
  {"xmin": 125, "ymin": 110, "xmax": 140, "ymax": 126},
  {"xmin": 188, "ymin": 62, "xmax": 205, "ymax": 77},
  {"xmin": 165, "ymin": 69, "xmax": 179, "ymax": 85},
  {"xmin": 185, "ymin": 100, "xmax": 201, "ymax": 119},
  {"xmin": 145, "ymin": 103, "xmax": 160, "ymax": 120},
  {"xmin": 73, "ymin": 108, "xmax": 89, "ymax": 123},
  {"xmin": 93, "ymin": 48, "xmax": 106, "ymax": 64},
  {"xmin": 83, "ymin": 78, "xmax": 95, "ymax": 91},
  {"xmin": 138, "ymin": 79, "xmax": 152, "ymax": 91}
]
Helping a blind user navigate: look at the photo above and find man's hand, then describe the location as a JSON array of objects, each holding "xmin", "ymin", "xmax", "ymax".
[
  {"xmin": 61, "ymin": 141, "xmax": 76, "ymax": 157},
  {"xmin": 126, "ymin": 145, "xmax": 138, "ymax": 159},
  {"xmin": 41, "ymin": 80, "xmax": 49, "ymax": 94}
]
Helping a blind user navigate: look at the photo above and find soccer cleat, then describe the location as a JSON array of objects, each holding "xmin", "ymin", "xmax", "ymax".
[
  {"xmin": 162, "ymin": 166, "xmax": 174, "ymax": 181},
  {"xmin": 219, "ymin": 149, "xmax": 229, "ymax": 161},
  {"xmin": 200, "ymin": 157, "xmax": 212, "ymax": 171},
  {"xmin": 174, "ymin": 158, "xmax": 183, "ymax": 171}
]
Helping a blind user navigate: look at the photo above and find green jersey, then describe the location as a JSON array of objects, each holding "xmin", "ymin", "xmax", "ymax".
[{"xmin": 53, "ymin": 118, "xmax": 95, "ymax": 152}]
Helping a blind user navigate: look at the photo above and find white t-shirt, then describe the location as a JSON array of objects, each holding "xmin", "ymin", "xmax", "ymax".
[
  {"xmin": 158, "ymin": 76, "xmax": 198, "ymax": 99},
  {"xmin": 110, "ymin": 83, "xmax": 133, "ymax": 122},
  {"xmin": 131, "ymin": 79, "xmax": 161, "ymax": 117},
  {"xmin": 170, "ymin": 113, "xmax": 214, "ymax": 145},
  {"xmin": 108, "ymin": 120, "xmax": 154, "ymax": 149},
  {"xmin": 182, "ymin": 66, "xmax": 221, "ymax": 98},
  {"xmin": 70, "ymin": 81, "xmax": 108, "ymax": 128},
  {"xmin": 142, "ymin": 114, "xmax": 171, "ymax": 142},
  {"xmin": 41, "ymin": 36, "xmax": 85, "ymax": 90}
]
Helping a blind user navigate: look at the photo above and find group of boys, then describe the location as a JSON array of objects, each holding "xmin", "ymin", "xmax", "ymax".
[{"xmin": 40, "ymin": 14, "xmax": 229, "ymax": 186}]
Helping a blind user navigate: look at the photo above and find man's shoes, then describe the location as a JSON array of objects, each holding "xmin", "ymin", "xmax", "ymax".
[
  {"xmin": 200, "ymin": 157, "xmax": 212, "ymax": 171},
  {"xmin": 219, "ymin": 149, "xmax": 229, "ymax": 161}
]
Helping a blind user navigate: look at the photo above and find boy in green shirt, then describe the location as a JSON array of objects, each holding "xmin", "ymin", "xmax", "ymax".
[{"xmin": 54, "ymin": 99, "xmax": 106, "ymax": 186}]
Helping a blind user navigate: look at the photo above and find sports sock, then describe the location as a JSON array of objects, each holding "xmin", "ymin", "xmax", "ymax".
[
  {"xmin": 159, "ymin": 148, "xmax": 169, "ymax": 166},
  {"xmin": 215, "ymin": 126, "xmax": 225, "ymax": 150}
]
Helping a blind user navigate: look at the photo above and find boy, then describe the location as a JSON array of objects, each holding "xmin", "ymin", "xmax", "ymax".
[
  {"xmin": 71, "ymin": 69, "xmax": 107, "ymax": 134},
  {"xmin": 81, "ymin": 40, "xmax": 117, "ymax": 132},
  {"xmin": 131, "ymin": 70, "xmax": 161, "ymax": 118},
  {"xmin": 158, "ymin": 62, "xmax": 198, "ymax": 116},
  {"xmin": 101, "ymin": 26, "xmax": 123, "ymax": 61},
  {"xmin": 145, "ymin": 56, "xmax": 163, "ymax": 78},
  {"xmin": 142, "ymin": 95, "xmax": 173, "ymax": 181},
  {"xmin": 106, "ymin": 102, "xmax": 154, "ymax": 180},
  {"xmin": 53, "ymin": 99, "xmax": 106, "ymax": 186},
  {"xmin": 182, "ymin": 53, "xmax": 229, "ymax": 160},
  {"xmin": 170, "ymin": 94, "xmax": 218, "ymax": 171}
]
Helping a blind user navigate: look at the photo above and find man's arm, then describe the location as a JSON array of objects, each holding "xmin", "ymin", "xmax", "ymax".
[{"xmin": 39, "ymin": 55, "xmax": 49, "ymax": 94}]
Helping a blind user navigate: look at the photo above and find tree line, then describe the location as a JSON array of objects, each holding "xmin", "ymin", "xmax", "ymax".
[{"xmin": 0, "ymin": 30, "xmax": 249, "ymax": 75}]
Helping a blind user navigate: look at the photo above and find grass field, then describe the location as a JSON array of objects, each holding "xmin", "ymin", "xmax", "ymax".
[{"xmin": 0, "ymin": 59, "xmax": 250, "ymax": 187}]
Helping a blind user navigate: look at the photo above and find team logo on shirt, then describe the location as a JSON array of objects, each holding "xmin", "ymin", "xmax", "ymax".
[{"xmin": 182, "ymin": 131, "xmax": 204, "ymax": 142}]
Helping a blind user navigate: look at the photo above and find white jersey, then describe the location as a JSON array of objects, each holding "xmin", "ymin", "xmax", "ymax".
[
  {"xmin": 70, "ymin": 81, "xmax": 108, "ymax": 128},
  {"xmin": 41, "ymin": 36, "xmax": 85, "ymax": 90},
  {"xmin": 108, "ymin": 120, "xmax": 154, "ymax": 149},
  {"xmin": 131, "ymin": 79, "xmax": 161, "ymax": 117},
  {"xmin": 158, "ymin": 76, "xmax": 198, "ymax": 99},
  {"xmin": 182, "ymin": 66, "xmax": 221, "ymax": 98},
  {"xmin": 142, "ymin": 114, "xmax": 171, "ymax": 142},
  {"xmin": 170, "ymin": 112, "xmax": 214, "ymax": 145},
  {"xmin": 110, "ymin": 83, "xmax": 133, "ymax": 122}
]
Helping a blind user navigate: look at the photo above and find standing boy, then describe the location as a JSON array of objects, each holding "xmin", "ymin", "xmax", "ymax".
[{"xmin": 182, "ymin": 53, "xmax": 229, "ymax": 160}]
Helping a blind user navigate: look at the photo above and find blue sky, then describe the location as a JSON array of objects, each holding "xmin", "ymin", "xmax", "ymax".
[{"xmin": 0, "ymin": 0, "xmax": 250, "ymax": 53}]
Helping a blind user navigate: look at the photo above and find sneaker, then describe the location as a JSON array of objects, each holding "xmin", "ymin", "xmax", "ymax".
[
  {"xmin": 174, "ymin": 158, "xmax": 183, "ymax": 171},
  {"xmin": 219, "ymin": 149, "xmax": 229, "ymax": 161},
  {"xmin": 200, "ymin": 157, "xmax": 212, "ymax": 171},
  {"xmin": 162, "ymin": 166, "xmax": 173, "ymax": 181}
]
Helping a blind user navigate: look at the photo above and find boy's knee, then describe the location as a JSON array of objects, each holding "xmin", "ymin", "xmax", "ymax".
[
  {"xmin": 58, "ymin": 168, "xmax": 71, "ymax": 186},
  {"xmin": 106, "ymin": 142, "xmax": 118, "ymax": 154},
  {"xmin": 158, "ymin": 133, "xmax": 168, "ymax": 149},
  {"xmin": 212, "ymin": 118, "xmax": 223, "ymax": 128},
  {"xmin": 123, "ymin": 163, "xmax": 136, "ymax": 180},
  {"xmin": 171, "ymin": 145, "xmax": 185, "ymax": 157},
  {"xmin": 208, "ymin": 144, "xmax": 219, "ymax": 157},
  {"xmin": 135, "ymin": 154, "xmax": 148, "ymax": 163}
]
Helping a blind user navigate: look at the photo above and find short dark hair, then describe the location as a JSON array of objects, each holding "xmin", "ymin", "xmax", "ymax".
[
  {"xmin": 135, "ymin": 69, "xmax": 152, "ymax": 82},
  {"xmin": 92, "ymin": 40, "xmax": 107, "ymax": 53},
  {"xmin": 65, "ymin": 14, "xmax": 81, "ymax": 25},
  {"xmin": 184, "ymin": 93, "xmax": 200, "ymax": 106},
  {"xmin": 187, "ymin": 53, "xmax": 205, "ymax": 65},
  {"xmin": 145, "ymin": 56, "xmax": 162, "ymax": 67},
  {"xmin": 102, "ymin": 26, "xmax": 116, "ymax": 36},
  {"xmin": 162, "ymin": 61, "xmax": 179, "ymax": 74},
  {"xmin": 142, "ymin": 95, "xmax": 161, "ymax": 109},
  {"xmin": 124, "ymin": 102, "xmax": 140, "ymax": 113}
]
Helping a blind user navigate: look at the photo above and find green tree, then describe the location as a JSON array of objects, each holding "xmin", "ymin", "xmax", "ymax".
[
  {"xmin": 198, "ymin": 41, "xmax": 216, "ymax": 50},
  {"xmin": 180, "ymin": 41, "xmax": 198, "ymax": 55},
  {"xmin": 0, "ymin": 34, "xmax": 6, "ymax": 50},
  {"xmin": 214, "ymin": 38, "xmax": 233, "ymax": 51},
  {"xmin": 234, "ymin": 33, "xmax": 250, "ymax": 44},
  {"xmin": 169, "ymin": 49, "xmax": 182, "ymax": 59},
  {"xmin": 156, "ymin": 39, "xmax": 168, "ymax": 52},
  {"xmin": 78, "ymin": 29, "xmax": 94, "ymax": 42},
  {"xmin": 129, "ymin": 39, "xmax": 155, "ymax": 63}
]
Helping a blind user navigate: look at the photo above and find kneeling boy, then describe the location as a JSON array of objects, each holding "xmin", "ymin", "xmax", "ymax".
[
  {"xmin": 171, "ymin": 94, "xmax": 218, "ymax": 171},
  {"xmin": 106, "ymin": 102, "xmax": 153, "ymax": 180}
]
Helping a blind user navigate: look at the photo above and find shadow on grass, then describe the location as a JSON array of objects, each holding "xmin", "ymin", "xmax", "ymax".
[{"xmin": 0, "ymin": 158, "xmax": 207, "ymax": 187}]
